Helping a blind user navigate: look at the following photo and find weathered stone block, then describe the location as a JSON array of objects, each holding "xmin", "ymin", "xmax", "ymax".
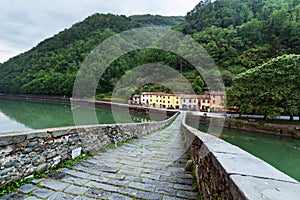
[
  {"xmin": 0, "ymin": 145, "xmax": 13, "ymax": 154},
  {"xmin": 23, "ymin": 148, "xmax": 33, "ymax": 154},
  {"xmin": 0, "ymin": 135, "xmax": 26, "ymax": 146},
  {"xmin": 36, "ymin": 163, "xmax": 49, "ymax": 173},
  {"xmin": 26, "ymin": 131, "xmax": 48, "ymax": 140},
  {"xmin": 0, "ymin": 167, "xmax": 13, "ymax": 176},
  {"xmin": 4, "ymin": 160, "xmax": 17, "ymax": 168},
  {"xmin": 72, "ymin": 147, "xmax": 82, "ymax": 159},
  {"xmin": 27, "ymin": 141, "xmax": 38, "ymax": 147},
  {"xmin": 52, "ymin": 130, "xmax": 69, "ymax": 138},
  {"xmin": 46, "ymin": 152, "xmax": 57, "ymax": 159},
  {"xmin": 32, "ymin": 156, "xmax": 46, "ymax": 166}
]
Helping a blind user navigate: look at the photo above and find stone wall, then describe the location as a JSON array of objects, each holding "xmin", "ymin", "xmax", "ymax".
[
  {"xmin": 0, "ymin": 112, "xmax": 177, "ymax": 188},
  {"xmin": 181, "ymin": 113, "xmax": 300, "ymax": 200}
]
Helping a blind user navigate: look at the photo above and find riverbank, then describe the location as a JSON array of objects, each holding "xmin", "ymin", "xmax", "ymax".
[
  {"xmin": 186, "ymin": 114, "xmax": 300, "ymax": 139},
  {"xmin": 0, "ymin": 93, "xmax": 176, "ymax": 118},
  {"xmin": 0, "ymin": 93, "xmax": 70, "ymax": 103}
]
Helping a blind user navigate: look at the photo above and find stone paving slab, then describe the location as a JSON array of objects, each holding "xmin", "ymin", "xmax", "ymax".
[{"xmin": 0, "ymin": 114, "xmax": 198, "ymax": 200}]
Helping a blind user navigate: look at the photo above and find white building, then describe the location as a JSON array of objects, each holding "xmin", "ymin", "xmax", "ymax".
[
  {"xmin": 141, "ymin": 92, "xmax": 164, "ymax": 107},
  {"xmin": 181, "ymin": 95, "xmax": 200, "ymax": 111},
  {"xmin": 132, "ymin": 94, "xmax": 141, "ymax": 105}
]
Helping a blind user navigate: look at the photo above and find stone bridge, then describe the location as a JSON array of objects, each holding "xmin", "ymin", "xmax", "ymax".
[
  {"xmin": 1, "ymin": 113, "xmax": 198, "ymax": 200},
  {"xmin": 1, "ymin": 112, "xmax": 300, "ymax": 200}
]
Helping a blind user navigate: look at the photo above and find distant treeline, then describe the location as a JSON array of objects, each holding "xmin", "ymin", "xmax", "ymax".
[{"xmin": 0, "ymin": 0, "xmax": 299, "ymax": 105}]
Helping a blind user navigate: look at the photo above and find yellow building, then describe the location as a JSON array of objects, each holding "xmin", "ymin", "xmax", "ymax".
[
  {"xmin": 199, "ymin": 94, "xmax": 210, "ymax": 111},
  {"xmin": 148, "ymin": 93, "xmax": 181, "ymax": 109},
  {"xmin": 149, "ymin": 93, "xmax": 163, "ymax": 108},
  {"xmin": 161, "ymin": 94, "xmax": 181, "ymax": 109}
]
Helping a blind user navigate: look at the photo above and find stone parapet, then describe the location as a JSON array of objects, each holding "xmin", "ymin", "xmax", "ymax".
[
  {"xmin": 181, "ymin": 112, "xmax": 300, "ymax": 200},
  {"xmin": 0, "ymin": 112, "xmax": 178, "ymax": 188}
]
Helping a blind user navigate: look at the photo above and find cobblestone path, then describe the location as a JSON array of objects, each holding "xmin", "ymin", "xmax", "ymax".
[{"xmin": 1, "ymin": 114, "xmax": 198, "ymax": 200}]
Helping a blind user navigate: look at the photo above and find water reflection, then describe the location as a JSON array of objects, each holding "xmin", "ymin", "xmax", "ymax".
[{"xmin": 0, "ymin": 98, "xmax": 162, "ymax": 133}]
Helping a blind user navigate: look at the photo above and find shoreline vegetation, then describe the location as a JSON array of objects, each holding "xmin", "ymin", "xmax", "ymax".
[
  {"xmin": 193, "ymin": 115, "xmax": 300, "ymax": 139},
  {"xmin": 1, "ymin": 93, "xmax": 299, "ymax": 139}
]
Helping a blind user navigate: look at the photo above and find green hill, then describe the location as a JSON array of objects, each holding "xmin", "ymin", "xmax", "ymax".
[
  {"xmin": 0, "ymin": 0, "xmax": 299, "ymax": 98},
  {"xmin": 129, "ymin": 15, "xmax": 184, "ymax": 26},
  {"xmin": 0, "ymin": 14, "xmax": 183, "ymax": 96},
  {"xmin": 180, "ymin": 0, "xmax": 300, "ymax": 74}
]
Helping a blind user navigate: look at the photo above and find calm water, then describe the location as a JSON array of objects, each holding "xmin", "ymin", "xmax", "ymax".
[
  {"xmin": 0, "ymin": 98, "xmax": 163, "ymax": 133},
  {"xmin": 198, "ymin": 124, "xmax": 300, "ymax": 182}
]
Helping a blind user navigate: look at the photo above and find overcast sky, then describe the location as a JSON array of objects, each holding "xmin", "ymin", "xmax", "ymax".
[{"xmin": 0, "ymin": 0, "xmax": 200, "ymax": 63}]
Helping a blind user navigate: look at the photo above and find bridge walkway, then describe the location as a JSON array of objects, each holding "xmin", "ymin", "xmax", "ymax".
[{"xmin": 1, "ymin": 114, "xmax": 198, "ymax": 200}]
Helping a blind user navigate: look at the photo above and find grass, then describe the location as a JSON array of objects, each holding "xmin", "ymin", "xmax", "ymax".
[
  {"xmin": 0, "ymin": 153, "xmax": 93, "ymax": 197},
  {"xmin": 0, "ymin": 172, "xmax": 44, "ymax": 197},
  {"xmin": 237, "ymin": 117, "xmax": 300, "ymax": 125},
  {"xmin": 0, "ymin": 113, "xmax": 177, "ymax": 197},
  {"xmin": 116, "ymin": 138, "xmax": 135, "ymax": 147},
  {"xmin": 186, "ymin": 151, "xmax": 202, "ymax": 200},
  {"xmin": 54, "ymin": 153, "xmax": 93, "ymax": 169}
]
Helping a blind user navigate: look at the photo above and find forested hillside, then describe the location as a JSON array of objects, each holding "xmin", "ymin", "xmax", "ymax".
[
  {"xmin": 0, "ymin": 0, "xmax": 299, "ymax": 98},
  {"xmin": 180, "ymin": 0, "xmax": 300, "ymax": 75},
  {"xmin": 227, "ymin": 54, "xmax": 300, "ymax": 118},
  {"xmin": 130, "ymin": 15, "xmax": 184, "ymax": 26},
  {"xmin": 0, "ymin": 14, "xmax": 184, "ymax": 96}
]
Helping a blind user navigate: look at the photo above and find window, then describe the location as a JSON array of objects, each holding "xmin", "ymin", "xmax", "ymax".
[
  {"xmin": 207, "ymin": 100, "xmax": 210, "ymax": 103},
  {"xmin": 168, "ymin": 97, "xmax": 170, "ymax": 99},
  {"xmin": 168, "ymin": 101, "xmax": 170, "ymax": 103},
  {"xmin": 189, "ymin": 99, "xmax": 192, "ymax": 103},
  {"xmin": 213, "ymin": 100, "xmax": 215, "ymax": 104},
  {"xmin": 176, "ymin": 101, "xmax": 179, "ymax": 104},
  {"xmin": 194, "ymin": 100, "xmax": 196, "ymax": 103},
  {"xmin": 183, "ymin": 99, "xmax": 185, "ymax": 103},
  {"xmin": 202, "ymin": 100, "xmax": 205, "ymax": 103}
]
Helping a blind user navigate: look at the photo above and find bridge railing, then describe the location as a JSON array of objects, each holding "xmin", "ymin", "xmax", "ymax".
[
  {"xmin": 0, "ymin": 111, "xmax": 178, "ymax": 188},
  {"xmin": 181, "ymin": 112, "xmax": 300, "ymax": 200}
]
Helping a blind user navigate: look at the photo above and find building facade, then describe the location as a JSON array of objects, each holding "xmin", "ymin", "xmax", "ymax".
[
  {"xmin": 199, "ymin": 94, "xmax": 210, "ymax": 111},
  {"xmin": 181, "ymin": 95, "xmax": 200, "ymax": 111},
  {"xmin": 210, "ymin": 91, "xmax": 226, "ymax": 111},
  {"xmin": 148, "ymin": 93, "xmax": 181, "ymax": 109},
  {"xmin": 138, "ymin": 91, "xmax": 225, "ymax": 111},
  {"xmin": 131, "ymin": 94, "xmax": 141, "ymax": 105},
  {"xmin": 141, "ymin": 92, "xmax": 164, "ymax": 107}
]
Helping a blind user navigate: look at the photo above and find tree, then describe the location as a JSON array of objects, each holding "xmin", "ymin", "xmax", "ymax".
[
  {"xmin": 192, "ymin": 76, "xmax": 205, "ymax": 94},
  {"xmin": 227, "ymin": 54, "xmax": 300, "ymax": 119}
]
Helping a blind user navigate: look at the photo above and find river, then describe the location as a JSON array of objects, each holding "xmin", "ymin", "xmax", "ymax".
[
  {"xmin": 0, "ymin": 98, "xmax": 164, "ymax": 133},
  {"xmin": 198, "ymin": 124, "xmax": 300, "ymax": 182}
]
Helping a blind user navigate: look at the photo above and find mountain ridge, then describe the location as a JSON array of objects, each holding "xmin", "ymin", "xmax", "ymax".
[{"xmin": 0, "ymin": 0, "xmax": 299, "ymax": 97}]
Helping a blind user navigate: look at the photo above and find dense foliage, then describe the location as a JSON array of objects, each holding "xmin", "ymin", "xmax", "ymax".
[
  {"xmin": 227, "ymin": 54, "xmax": 300, "ymax": 118},
  {"xmin": 180, "ymin": 0, "xmax": 300, "ymax": 74},
  {"xmin": 130, "ymin": 15, "xmax": 184, "ymax": 26},
  {"xmin": 0, "ymin": 0, "xmax": 299, "ymax": 104},
  {"xmin": 0, "ymin": 14, "xmax": 192, "ymax": 96}
]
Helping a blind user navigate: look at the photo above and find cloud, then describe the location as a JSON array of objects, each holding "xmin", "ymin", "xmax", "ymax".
[{"xmin": 0, "ymin": 0, "xmax": 199, "ymax": 63}]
